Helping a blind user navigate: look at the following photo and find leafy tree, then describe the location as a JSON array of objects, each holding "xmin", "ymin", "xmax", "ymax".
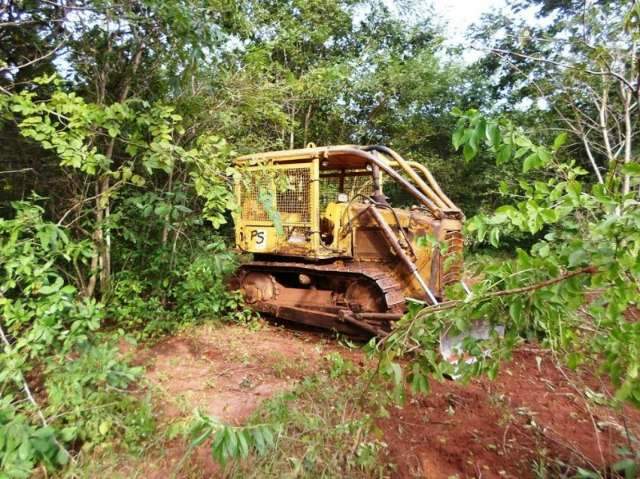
[
  {"xmin": 470, "ymin": 0, "xmax": 640, "ymax": 194},
  {"xmin": 382, "ymin": 108, "xmax": 640, "ymax": 408}
]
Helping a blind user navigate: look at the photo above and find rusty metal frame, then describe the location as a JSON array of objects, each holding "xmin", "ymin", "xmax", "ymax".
[
  {"xmin": 322, "ymin": 147, "xmax": 443, "ymax": 218},
  {"xmin": 366, "ymin": 204, "xmax": 439, "ymax": 305}
]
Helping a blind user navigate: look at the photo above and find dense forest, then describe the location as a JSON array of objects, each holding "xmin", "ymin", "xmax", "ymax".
[{"xmin": 1, "ymin": 0, "xmax": 639, "ymax": 477}]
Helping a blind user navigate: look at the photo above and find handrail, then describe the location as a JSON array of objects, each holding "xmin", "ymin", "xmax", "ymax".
[
  {"xmin": 406, "ymin": 160, "xmax": 458, "ymax": 210},
  {"xmin": 364, "ymin": 145, "xmax": 460, "ymax": 213},
  {"xmin": 365, "ymin": 145, "xmax": 447, "ymax": 209},
  {"xmin": 324, "ymin": 148, "xmax": 444, "ymax": 218}
]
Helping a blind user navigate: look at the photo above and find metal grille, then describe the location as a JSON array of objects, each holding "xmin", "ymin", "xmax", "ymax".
[
  {"xmin": 320, "ymin": 171, "xmax": 373, "ymax": 211},
  {"xmin": 240, "ymin": 175, "xmax": 271, "ymax": 221},
  {"xmin": 277, "ymin": 168, "xmax": 310, "ymax": 223},
  {"xmin": 240, "ymin": 167, "xmax": 311, "ymax": 223},
  {"xmin": 442, "ymin": 229, "xmax": 463, "ymax": 285}
]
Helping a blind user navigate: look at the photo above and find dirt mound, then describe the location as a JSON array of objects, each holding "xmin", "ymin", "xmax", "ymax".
[{"xmin": 379, "ymin": 347, "xmax": 640, "ymax": 478}]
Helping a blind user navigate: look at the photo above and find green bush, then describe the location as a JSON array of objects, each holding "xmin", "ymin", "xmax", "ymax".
[
  {"xmin": 0, "ymin": 201, "xmax": 156, "ymax": 476},
  {"xmin": 0, "ymin": 202, "xmax": 100, "ymax": 362},
  {"xmin": 0, "ymin": 399, "xmax": 68, "ymax": 479},
  {"xmin": 108, "ymin": 240, "xmax": 251, "ymax": 339},
  {"xmin": 174, "ymin": 248, "xmax": 247, "ymax": 322},
  {"xmin": 384, "ymin": 110, "xmax": 640, "ymax": 406},
  {"xmin": 44, "ymin": 342, "xmax": 154, "ymax": 450}
]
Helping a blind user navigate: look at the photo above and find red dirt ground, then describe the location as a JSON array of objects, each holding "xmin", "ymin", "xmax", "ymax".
[
  {"xmin": 132, "ymin": 322, "xmax": 639, "ymax": 478},
  {"xmin": 379, "ymin": 348, "xmax": 640, "ymax": 478},
  {"xmin": 132, "ymin": 322, "xmax": 363, "ymax": 477}
]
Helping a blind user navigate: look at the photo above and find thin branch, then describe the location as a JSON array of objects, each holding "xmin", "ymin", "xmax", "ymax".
[
  {"xmin": 56, "ymin": 179, "xmax": 124, "ymax": 226},
  {"xmin": 0, "ymin": 323, "xmax": 48, "ymax": 426},
  {"xmin": 497, "ymin": 52, "xmax": 606, "ymax": 181},
  {"xmin": 622, "ymin": 87, "xmax": 633, "ymax": 195},
  {"xmin": 483, "ymin": 47, "xmax": 636, "ymax": 92},
  {"xmin": 0, "ymin": 18, "xmax": 65, "ymax": 27},
  {"xmin": 580, "ymin": 134, "xmax": 604, "ymax": 184},
  {"xmin": 40, "ymin": 0, "xmax": 99, "ymax": 12},
  {"xmin": 0, "ymin": 168, "xmax": 33, "ymax": 175},
  {"xmin": 414, "ymin": 267, "xmax": 597, "ymax": 321},
  {"xmin": 0, "ymin": 40, "xmax": 66, "ymax": 74}
]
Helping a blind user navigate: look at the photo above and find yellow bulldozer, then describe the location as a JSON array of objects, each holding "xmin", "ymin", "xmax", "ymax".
[{"xmin": 232, "ymin": 145, "xmax": 465, "ymax": 338}]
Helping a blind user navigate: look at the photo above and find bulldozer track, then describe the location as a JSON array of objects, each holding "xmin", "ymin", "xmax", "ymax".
[{"xmin": 241, "ymin": 260, "xmax": 406, "ymax": 311}]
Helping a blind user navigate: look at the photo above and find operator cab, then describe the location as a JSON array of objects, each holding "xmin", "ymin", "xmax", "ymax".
[{"xmin": 234, "ymin": 145, "xmax": 384, "ymax": 259}]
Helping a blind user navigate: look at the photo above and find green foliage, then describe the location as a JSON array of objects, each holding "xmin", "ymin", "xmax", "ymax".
[
  {"xmin": 176, "ymin": 253, "xmax": 242, "ymax": 320},
  {"xmin": 452, "ymin": 107, "xmax": 562, "ymax": 174},
  {"xmin": 0, "ymin": 399, "xmax": 68, "ymax": 479},
  {"xmin": 3, "ymin": 82, "xmax": 250, "ymax": 340},
  {"xmin": 0, "ymin": 201, "xmax": 155, "ymax": 476},
  {"xmin": 108, "ymin": 236, "xmax": 251, "ymax": 339},
  {"xmin": 44, "ymin": 342, "xmax": 154, "ymax": 450},
  {"xmin": 388, "ymin": 108, "xmax": 640, "ymax": 406},
  {"xmin": 324, "ymin": 352, "xmax": 355, "ymax": 378},
  {"xmin": 185, "ymin": 135, "xmax": 237, "ymax": 229},
  {"xmin": 0, "ymin": 201, "xmax": 99, "ymax": 364},
  {"xmin": 189, "ymin": 411, "xmax": 281, "ymax": 466},
  {"xmin": 3, "ymin": 84, "xmax": 236, "ymax": 230},
  {"xmin": 574, "ymin": 443, "xmax": 640, "ymax": 479},
  {"xmin": 221, "ymin": 366, "xmax": 392, "ymax": 478}
]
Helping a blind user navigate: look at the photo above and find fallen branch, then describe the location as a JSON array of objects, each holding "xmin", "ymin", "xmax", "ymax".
[
  {"xmin": 415, "ymin": 266, "xmax": 597, "ymax": 321},
  {"xmin": 378, "ymin": 266, "xmax": 598, "ymax": 346}
]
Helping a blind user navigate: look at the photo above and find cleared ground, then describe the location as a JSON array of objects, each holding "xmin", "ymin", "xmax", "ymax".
[{"xmin": 120, "ymin": 322, "xmax": 638, "ymax": 478}]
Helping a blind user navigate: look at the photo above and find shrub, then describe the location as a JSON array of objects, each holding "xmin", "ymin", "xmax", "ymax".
[
  {"xmin": 108, "ymin": 238, "xmax": 252, "ymax": 339},
  {"xmin": 0, "ymin": 201, "xmax": 155, "ymax": 476}
]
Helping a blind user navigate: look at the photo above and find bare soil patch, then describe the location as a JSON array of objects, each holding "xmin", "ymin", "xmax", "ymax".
[
  {"xmin": 133, "ymin": 322, "xmax": 359, "ymax": 477},
  {"xmin": 379, "ymin": 347, "xmax": 640, "ymax": 478},
  {"xmin": 127, "ymin": 323, "xmax": 638, "ymax": 478},
  {"xmin": 142, "ymin": 322, "xmax": 357, "ymax": 423}
]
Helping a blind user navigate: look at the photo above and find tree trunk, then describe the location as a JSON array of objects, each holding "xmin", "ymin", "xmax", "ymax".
[
  {"xmin": 289, "ymin": 104, "xmax": 296, "ymax": 149},
  {"xmin": 622, "ymin": 88, "xmax": 632, "ymax": 196},
  {"xmin": 86, "ymin": 45, "xmax": 145, "ymax": 297},
  {"xmin": 98, "ymin": 175, "xmax": 110, "ymax": 291},
  {"xmin": 161, "ymin": 167, "xmax": 174, "ymax": 245},
  {"xmin": 85, "ymin": 181, "xmax": 102, "ymax": 298},
  {"xmin": 303, "ymin": 103, "xmax": 313, "ymax": 146}
]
